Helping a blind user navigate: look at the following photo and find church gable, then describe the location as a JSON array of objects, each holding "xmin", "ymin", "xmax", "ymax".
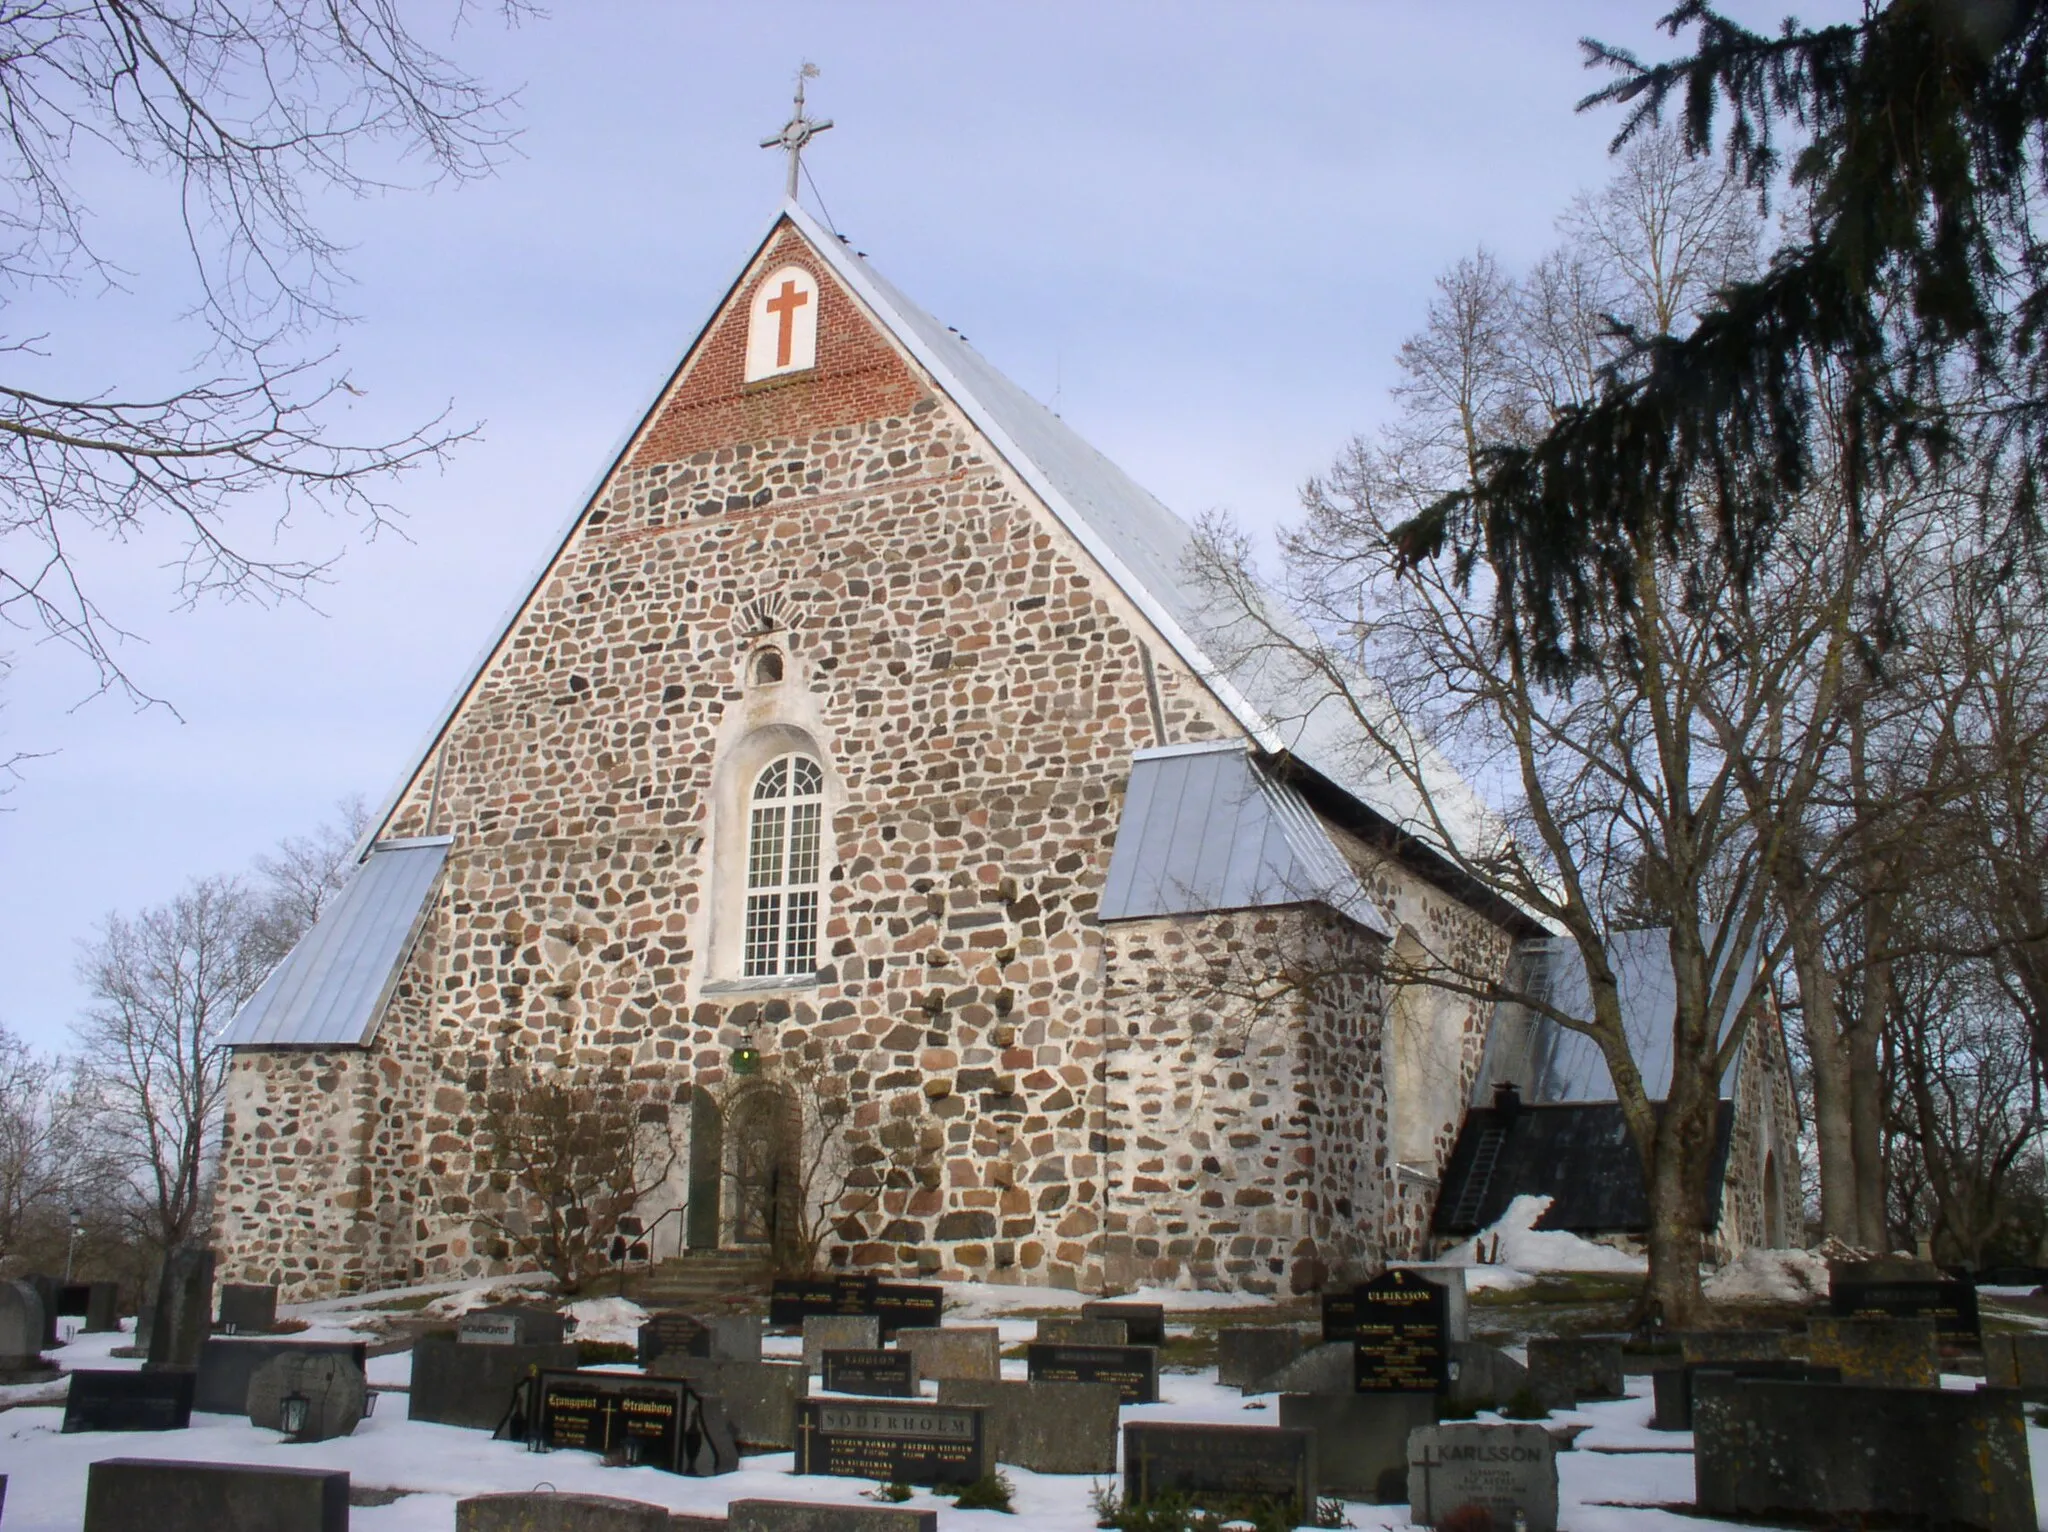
[{"xmin": 627, "ymin": 222, "xmax": 925, "ymax": 468}]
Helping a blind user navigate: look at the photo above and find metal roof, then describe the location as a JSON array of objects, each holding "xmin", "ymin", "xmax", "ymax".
[
  {"xmin": 1098, "ymin": 741, "xmax": 1389, "ymax": 933},
  {"xmin": 215, "ymin": 837, "xmax": 452, "ymax": 1049},
  {"xmin": 1470, "ymin": 928, "xmax": 1759, "ymax": 1104}
]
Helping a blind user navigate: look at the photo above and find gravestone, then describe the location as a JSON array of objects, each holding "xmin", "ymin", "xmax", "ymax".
[
  {"xmin": 1082, "ymin": 1301, "xmax": 1165, "ymax": 1347},
  {"xmin": 793, "ymin": 1397, "xmax": 988, "ymax": 1485},
  {"xmin": 410, "ymin": 1334, "xmax": 580, "ymax": 1431},
  {"xmin": 62, "ymin": 1368, "xmax": 196, "ymax": 1432},
  {"xmin": 728, "ymin": 1503, "xmax": 938, "ymax": 1532},
  {"xmin": 25, "ymin": 1275, "xmax": 61, "ymax": 1347},
  {"xmin": 1802, "ymin": 1315, "xmax": 1940, "ymax": 1387},
  {"xmin": 134, "ymin": 1271, "xmax": 157, "ymax": 1354},
  {"xmin": 1391, "ymin": 1264, "xmax": 1473, "ymax": 1343},
  {"xmin": 637, "ymin": 1311, "xmax": 711, "ymax": 1366},
  {"xmin": 648, "ymin": 1356, "xmax": 806, "ymax": 1452},
  {"xmin": 456, "ymin": 1492, "xmax": 671, "ymax": 1532},
  {"xmin": 1985, "ymin": 1332, "xmax": 2048, "ymax": 1400},
  {"xmin": 1251, "ymin": 1340, "xmax": 1352, "ymax": 1396},
  {"xmin": 1408, "ymin": 1422, "xmax": 1558, "ymax": 1532},
  {"xmin": 0, "ymin": 1280, "xmax": 46, "ymax": 1369},
  {"xmin": 247, "ymin": 1350, "xmax": 366, "ymax": 1440},
  {"xmin": 1025, "ymin": 1341, "xmax": 1158, "ymax": 1403},
  {"xmin": 1651, "ymin": 1360, "xmax": 1841, "ymax": 1432},
  {"xmin": 824, "ymin": 1348, "xmax": 919, "ymax": 1398},
  {"xmin": 1694, "ymin": 1372, "xmax": 2030, "ymax": 1532},
  {"xmin": 529, "ymin": 1369, "xmax": 738, "ymax": 1475},
  {"xmin": 84, "ymin": 1281, "xmax": 121, "ymax": 1334},
  {"xmin": 1123, "ymin": 1422, "xmax": 1316, "ymax": 1517},
  {"xmin": 144, "ymin": 1245, "xmax": 214, "ymax": 1372},
  {"xmin": 216, "ymin": 1283, "xmax": 279, "ymax": 1335},
  {"xmin": 83, "ymin": 1457, "xmax": 348, "ymax": 1532},
  {"xmin": 871, "ymin": 1283, "xmax": 944, "ymax": 1335},
  {"xmin": 1352, "ymin": 1268, "xmax": 1450, "ymax": 1393},
  {"xmin": 894, "ymin": 1325, "xmax": 1000, "ymax": 1384},
  {"xmin": 1282, "ymin": 1391, "xmax": 1438, "ymax": 1502},
  {"xmin": 1830, "ymin": 1259, "xmax": 1980, "ymax": 1338},
  {"xmin": 1219, "ymin": 1326, "xmax": 1309, "ymax": 1390},
  {"xmin": 460, "ymin": 1303, "xmax": 565, "ymax": 1346},
  {"xmin": 1447, "ymin": 1341, "xmax": 1529, "ymax": 1412},
  {"xmin": 770, "ymin": 1274, "xmax": 876, "ymax": 1326},
  {"xmin": 1034, "ymin": 1317, "xmax": 1127, "ymax": 1346},
  {"xmin": 195, "ymin": 1337, "xmax": 368, "ymax": 1415},
  {"xmin": 937, "ymin": 1377, "xmax": 1120, "ymax": 1474},
  {"xmin": 1675, "ymin": 1329, "xmax": 1788, "ymax": 1364},
  {"xmin": 802, "ymin": 1314, "xmax": 882, "ymax": 1374},
  {"xmin": 1525, "ymin": 1335, "xmax": 1625, "ymax": 1409}
]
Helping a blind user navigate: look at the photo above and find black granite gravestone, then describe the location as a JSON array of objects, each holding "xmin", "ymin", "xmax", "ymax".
[
  {"xmin": 1122, "ymin": 1422, "xmax": 1316, "ymax": 1517},
  {"xmin": 62, "ymin": 1369, "xmax": 196, "ymax": 1432},
  {"xmin": 1081, "ymin": 1302, "xmax": 1165, "ymax": 1347},
  {"xmin": 1351, "ymin": 1268, "xmax": 1449, "ymax": 1394},
  {"xmin": 529, "ymin": 1370, "xmax": 737, "ymax": 1475},
  {"xmin": 824, "ymin": 1349, "xmax": 919, "ymax": 1398},
  {"xmin": 1828, "ymin": 1275, "xmax": 1980, "ymax": 1338},
  {"xmin": 1025, "ymin": 1342, "xmax": 1159, "ymax": 1404},
  {"xmin": 637, "ymin": 1311, "xmax": 711, "ymax": 1367},
  {"xmin": 195, "ymin": 1337, "xmax": 368, "ymax": 1416},
  {"xmin": 83, "ymin": 1457, "xmax": 347, "ymax": 1532},
  {"xmin": 215, "ymin": 1283, "xmax": 279, "ymax": 1336},
  {"xmin": 84, "ymin": 1281, "xmax": 120, "ymax": 1334},
  {"xmin": 793, "ymin": 1398, "xmax": 988, "ymax": 1485},
  {"xmin": 770, "ymin": 1275, "xmax": 878, "ymax": 1327},
  {"xmin": 143, "ymin": 1246, "xmax": 213, "ymax": 1373},
  {"xmin": 1651, "ymin": 1360, "xmax": 1841, "ymax": 1432},
  {"xmin": 871, "ymin": 1283, "xmax": 943, "ymax": 1335}
]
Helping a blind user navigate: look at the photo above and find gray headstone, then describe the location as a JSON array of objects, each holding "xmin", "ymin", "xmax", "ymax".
[
  {"xmin": 1985, "ymin": 1332, "xmax": 2048, "ymax": 1399},
  {"xmin": 457, "ymin": 1493, "xmax": 671, "ymax": 1532},
  {"xmin": 648, "ymin": 1356, "xmax": 806, "ymax": 1452},
  {"xmin": 1694, "ymin": 1373, "xmax": 2030, "ymax": 1532},
  {"xmin": 195, "ymin": 1338, "xmax": 368, "ymax": 1416},
  {"xmin": 801, "ymin": 1314, "xmax": 881, "ymax": 1375},
  {"xmin": 1651, "ymin": 1360, "xmax": 1840, "ymax": 1432},
  {"xmin": 1409, "ymin": 1422, "xmax": 1558, "ymax": 1532},
  {"xmin": 83, "ymin": 1457, "xmax": 348, "ymax": 1532},
  {"xmin": 1034, "ymin": 1317, "xmax": 1127, "ymax": 1346},
  {"xmin": 891, "ymin": 1324, "xmax": 1002, "ymax": 1383},
  {"xmin": 84, "ymin": 1281, "xmax": 121, "ymax": 1334},
  {"xmin": 1123, "ymin": 1421, "xmax": 1317, "ymax": 1515},
  {"xmin": 62, "ymin": 1368, "xmax": 196, "ymax": 1432},
  {"xmin": 0, "ymin": 1280, "xmax": 46, "ymax": 1366},
  {"xmin": 460, "ymin": 1303, "xmax": 565, "ymax": 1346},
  {"xmin": 938, "ymin": 1377, "xmax": 1121, "ymax": 1474},
  {"xmin": 727, "ymin": 1502, "xmax": 937, "ymax": 1532},
  {"xmin": 144, "ymin": 1246, "xmax": 214, "ymax": 1373},
  {"xmin": 1248, "ymin": 1339, "xmax": 1352, "ymax": 1395},
  {"xmin": 247, "ymin": 1350, "xmax": 366, "ymax": 1441},
  {"xmin": 1082, "ymin": 1302, "xmax": 1166, "ymax": 1346},
  {"xmin": 216, "ymin": 1283, "xmax": 279, "ymax": 1335},
  {"xmin": 409, "ymin": 1334, "xmax": 580, "ymax": 1431},
  {"xmin": 1219, "ymin": 1326, "xmax": 1309, "ymax": 1390},
  {"xmin": 24, "ymin": 1276, "xmax": 61, "ymax": 1347},
  {"xmin": 1675, "ymin": 1329, "xmax": 1788, "ymax": 1365},
  {"xmin": 1281, "ymin": 1390, "xmax": 1438, "ymax": 1502},
  {"xmin": 1802, "ymin": 1314, "xmax": 1941, "ymax": 1387},
  {"xmin": 1525, "ymin": 1335, "xmax": 1625, "ymax": 1409},
  {"xmin": 1448, "ymin": 1341, "xmax": 1529, "ymax": 1411},
  {"xmin": 709, "ymin": 1313, "xmax": 764, "ymax": 1361}
]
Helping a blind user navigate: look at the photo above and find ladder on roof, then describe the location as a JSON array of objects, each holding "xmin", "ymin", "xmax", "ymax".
[{"xmin": 1448, "ymin": 1124, "xmax": 1509, "ymax": 1229}]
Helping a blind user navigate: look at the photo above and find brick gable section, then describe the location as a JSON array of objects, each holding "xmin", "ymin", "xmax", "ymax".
[{"xmin": 629, "ymin": 225, "xmax": 926, "ymax": 466}]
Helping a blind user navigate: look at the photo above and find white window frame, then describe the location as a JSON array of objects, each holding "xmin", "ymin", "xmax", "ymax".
[{"xmin": 742, "ymin": 753, "xmax": 824, "ymax": 978}]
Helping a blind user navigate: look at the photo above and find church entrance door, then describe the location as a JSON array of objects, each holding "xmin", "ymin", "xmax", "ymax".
[{"xmin": 727, "ymin": 1085, "xmax": 795, "ymax": 1254}]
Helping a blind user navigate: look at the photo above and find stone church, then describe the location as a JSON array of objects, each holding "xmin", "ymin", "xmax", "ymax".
[{"xmin": 213, "ymin": 201, "xmax": 1799, "ymax": 1301}]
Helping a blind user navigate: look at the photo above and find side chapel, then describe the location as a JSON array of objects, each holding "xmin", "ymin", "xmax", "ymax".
[{"xmin": 213, "ymin": 199, "xmax": 1798, "ymax": 1300}]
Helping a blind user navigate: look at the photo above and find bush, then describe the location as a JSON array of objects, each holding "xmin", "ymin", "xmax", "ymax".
[
  {"xmin": 867, "ymin": 1482, "xmax": 913, "ymax": 1503},
  {"xmin": 1499, "ymin": 1386, "xmax": 1550, "ymax": 1420},
  {"xmin": 575, "ymin": 1340, "xmax": 638, "ymax": 1367},
  {"xmin": 948, "ymin": 1471, "xmax": 1015, "ymax": 1513}
]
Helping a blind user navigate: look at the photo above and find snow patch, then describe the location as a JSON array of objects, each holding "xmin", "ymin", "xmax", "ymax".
[
  {"xmin": 1438, "ymin": 1195, "xmax": 1647, "ymax": 1291},
  {"xmin": 561, "ymin": 1296, "xmax": 649, "ymax": 1346},
  {"xmin": 1702, "ymin": 1246, "xmax": 1830, "ymax": 1305}
]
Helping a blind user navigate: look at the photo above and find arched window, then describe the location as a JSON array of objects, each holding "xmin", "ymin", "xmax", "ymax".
[
  {"xmin": 744, "ymin": 754, "xmax": 823, "ymax": 978},
  {"xmin": 750, "ymin": 648, "xmax": 784, "ymax": 686}
]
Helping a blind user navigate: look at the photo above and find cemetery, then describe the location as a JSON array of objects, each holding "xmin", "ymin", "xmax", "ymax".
[{"xmin": 0, "ymin": 1219, "xmax": 2046, "ymax": 1532}]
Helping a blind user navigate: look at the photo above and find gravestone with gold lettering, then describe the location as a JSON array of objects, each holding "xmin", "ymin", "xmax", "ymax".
[{"xmin": 1351, "ymin": 1268, "xmax": 1448, "ymax": 1394}]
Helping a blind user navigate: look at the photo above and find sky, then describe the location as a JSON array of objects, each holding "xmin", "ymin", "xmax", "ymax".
[{"xmin": 0, "ymin": 3, "xmax": 1854, "ymax": 1053}]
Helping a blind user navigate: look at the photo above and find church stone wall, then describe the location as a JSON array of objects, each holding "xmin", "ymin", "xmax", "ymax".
[{"xmin": 1715, "ymin": 1003, "xmax": 1803, "ymax": 1255}]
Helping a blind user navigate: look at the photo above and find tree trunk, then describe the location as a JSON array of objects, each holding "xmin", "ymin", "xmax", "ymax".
[
  {"xmin": 1797, "ymin": 938, "xmax": 1865, "ymax": 1243},
  {"xmin": 1850, "ymin": 910, "xmax": 1896, "ymax": 1252}
]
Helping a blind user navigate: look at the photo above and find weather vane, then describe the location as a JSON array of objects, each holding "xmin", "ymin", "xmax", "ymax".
[{"xmin": 761, "ymin": 62, "xmax": 833, "ymax": 202}]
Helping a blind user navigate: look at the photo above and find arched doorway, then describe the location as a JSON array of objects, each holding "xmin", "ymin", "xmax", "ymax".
[{"xmin": 725, "ymin": 1085, "xmax": 797, "ymax": 1254}]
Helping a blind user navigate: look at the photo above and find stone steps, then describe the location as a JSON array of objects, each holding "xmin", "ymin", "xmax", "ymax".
[{"xmin": 624, "ymin": 1253, "xmax": 774, "ymax": 1309}]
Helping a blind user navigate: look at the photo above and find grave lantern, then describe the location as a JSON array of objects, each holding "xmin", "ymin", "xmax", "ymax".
[{"xmin": 279, "ymin": 1390, "xmax": 310, "ymax": 1440}]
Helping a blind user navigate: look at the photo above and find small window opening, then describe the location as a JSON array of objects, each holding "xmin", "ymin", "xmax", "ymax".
[{"xmin": 751, "ymin": 649, "xmax": 785, "ymax": 686}]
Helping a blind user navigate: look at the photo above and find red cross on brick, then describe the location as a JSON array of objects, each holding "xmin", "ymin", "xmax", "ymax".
[{"xmin": 764, "ymin": 278, "xmax": 811, "ymax": 368}]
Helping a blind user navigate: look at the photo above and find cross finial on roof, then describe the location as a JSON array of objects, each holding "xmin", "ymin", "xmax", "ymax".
[{"xmin": 760, "ymin": 62, "xmax": 833, "ymax": 203}]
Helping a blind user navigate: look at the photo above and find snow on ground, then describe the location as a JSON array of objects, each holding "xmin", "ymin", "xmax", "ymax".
[
  {"xmin": 937, "ymin": 1280, "xmax": 1276, "ymax": 1322},
  {"xmin": 559, "ymin": 1296, "xmax": 649, "ymax": 1346},
  {"xmin": 1700, "ymin": 1245, "xmax": 1830, "ymax": 1305},
  {"xmin": 1437, "ymin": 1195, "xmax": 1648, "ymax": 1291}
]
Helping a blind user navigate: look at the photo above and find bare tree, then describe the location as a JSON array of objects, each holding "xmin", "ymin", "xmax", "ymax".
[
  {"xmin": 0, "ymin": 1024, "xmax": 103, "ymax": 1268},
  {"xmin": 0, "ymin": 3, "xmax": 531, "ymax": 706},
  {"xmin": 73, "ymin": 875, "xmax": 272, "ymax": 1249},
  {"xmin": 253, "ymin": 793, "xmax": 370, "ymax": 932},
  {"xmin": 475, "ymin": 1067, "xmax": 677, "ymax": 1295}
]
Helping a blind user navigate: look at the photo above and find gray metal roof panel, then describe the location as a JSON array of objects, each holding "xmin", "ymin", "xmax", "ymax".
[
  {"xmin": 216, "ymin": 838, "xmax": 452, "ymax": 1049},
  {"xmin": 1099, "ymin": 745, "xmax": 1388, "ymax": 933},
  {"xmin": 1471, "ymin": 928, "xmax": 1758, "ymax": 1103}
]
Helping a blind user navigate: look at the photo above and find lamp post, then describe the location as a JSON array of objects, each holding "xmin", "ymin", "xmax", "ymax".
[{"xmin": 63, "ymin": 1207, "xmax": 82, "ymax": 1281}]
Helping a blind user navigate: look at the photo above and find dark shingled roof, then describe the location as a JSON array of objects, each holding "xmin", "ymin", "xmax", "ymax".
[{"xmin": 1431, "ymin": 1097, "xmax": 1736, "ymax": 1237}]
